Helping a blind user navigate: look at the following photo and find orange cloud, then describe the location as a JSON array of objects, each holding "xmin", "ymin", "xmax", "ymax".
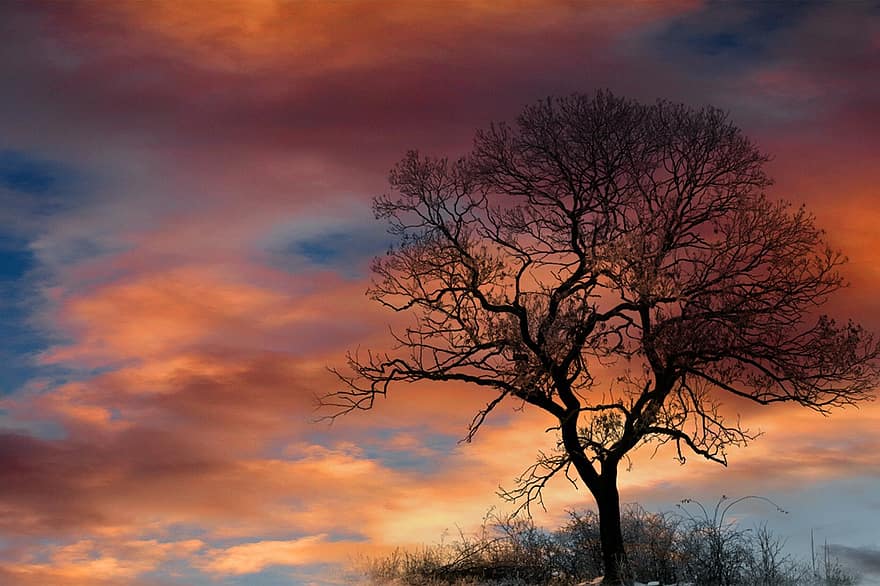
[
  {"xmin": 0, "ymin": 539, "xmax": 204, "ymax": 586},
  {"xmin": 199, "ymin": 535, "xmax": 329, "ymax": 575},
  {"xmin": 1, "ymin": 1, "xmax": 878, "ymax": 583},
  {"xmin": 95, "ymin": 0, "xmax": 700, "ymax": 74}
]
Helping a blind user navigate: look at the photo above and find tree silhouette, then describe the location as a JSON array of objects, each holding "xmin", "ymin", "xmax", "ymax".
[{"xmin": 324, "ymin": 92, "xmax": 879, "ymax": 584}]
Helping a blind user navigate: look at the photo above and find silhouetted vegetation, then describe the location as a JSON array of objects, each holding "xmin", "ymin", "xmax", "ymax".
[
  {"xmin": 327, "ymin": 91, "xmax": 880, "ymax": 583},
  {"xmin": 358, "ymin": 498, "xmax": 859, "ymax": 586}
]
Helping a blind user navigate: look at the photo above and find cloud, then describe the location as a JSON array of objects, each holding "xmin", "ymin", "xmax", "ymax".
[
  {"xmin": 828, "ymin": 544, "xmax": 880, "ymax": 576},
  {"xmin": 36, "ymin": 265, "xmax": 382, "ymax": 365},
  {"xmin": 0, "ymin": 1, "xmax": 878, "ymax": 584},
  {"xmin": 0, "ymin": 538, "xmax": 204, "ymax": 586},
  {"xmin": 199, "ymin": 535, "xmax": 329, "ymax": 575}
]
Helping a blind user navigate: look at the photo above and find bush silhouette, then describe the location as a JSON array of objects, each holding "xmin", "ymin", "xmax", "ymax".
[{"xmin": 357, "ymin": 498, "xmax": 859, "ymax": 585}]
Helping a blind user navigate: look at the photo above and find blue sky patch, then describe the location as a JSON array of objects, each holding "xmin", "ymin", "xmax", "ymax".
[
  {"xmin": 0, "ymin": 150, "xmax": 68, "ymax": 195},
  {"xmin": 0, "ymin": 239, "xmax": 40, "ymax": 394},
  {"xmin": 287, "ymin": 563, "xmax": 351, "ymax": 586},
  {"xmin": 0, "ymin": 238, "xmax": 34, "ymax": 281},
  {"xmin": 270, "ymin": 222, "xmax": 392, "ymax": 278},
  {"xmin": 360, "ymin": 429, "xmax": 461, "ymax": 474},
  {"xmin": 0, "ymin": 150, "xmax": 86, "ymax": 395},
  {"xmin": 294, "ymin": 235, "xmax": 346, "ymax": 266},
  {"xmin": 229, "ymin": 566, "xmax": 311, "ymax": 585},
  {"xmin": 654, "ymin": 1, "xmax": 818, "ymax": 66},
  {"xmin": 291, "ymin": 230, "xmax": 388, "ymax": 267}
]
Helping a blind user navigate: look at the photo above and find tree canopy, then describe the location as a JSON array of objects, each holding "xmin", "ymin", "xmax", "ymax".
[{"xmin": 325, "ymin": 91, "xmax": 878, "ymax": 584}]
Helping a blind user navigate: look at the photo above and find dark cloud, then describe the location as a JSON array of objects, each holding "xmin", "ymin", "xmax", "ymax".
[
  {"xmin": 0, "ymin": 2, "xmax": 696, "ymax": 170},
  {"xmin": 654, "ymin": 1, "xmax": 825, "ymax": 61},
  {"xmin": 0, "ymin": 428, "xmax": 233, "ymax": 537},
  {"xmin": 827, "ymin": 544, "xmax": 880, "ymax": 577}
]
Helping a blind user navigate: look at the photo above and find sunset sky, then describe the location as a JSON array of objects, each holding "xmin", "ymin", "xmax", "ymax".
[{"xmin": 1, "ymin": 2, "xmax": 879, "ymax": 585}]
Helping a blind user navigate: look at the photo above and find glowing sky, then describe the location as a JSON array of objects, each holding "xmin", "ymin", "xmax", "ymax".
[{"xmin": 1, "ymin": 2, "xmax": 879, "ymax": 585}]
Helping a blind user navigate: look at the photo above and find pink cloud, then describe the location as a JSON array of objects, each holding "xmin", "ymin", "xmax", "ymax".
[{"xmin": 1, "ymin": 1, "xmax": 878, "ymax": 583}]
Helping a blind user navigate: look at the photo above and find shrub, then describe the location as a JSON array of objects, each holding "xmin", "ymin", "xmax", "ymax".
[{"xmin": 357, "ymin": 498, "xmax": 859, "ymax": 585}]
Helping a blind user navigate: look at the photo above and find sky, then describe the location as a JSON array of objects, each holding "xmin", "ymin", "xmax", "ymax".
[{"xmin": 0, "ymin": 1, "xmax": 879, "ymax": 584}]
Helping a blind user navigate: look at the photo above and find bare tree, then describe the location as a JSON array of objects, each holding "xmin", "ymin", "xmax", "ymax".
[{"xmin": 323, "ymin": 91, "xmax": 878, "ymax": 584}]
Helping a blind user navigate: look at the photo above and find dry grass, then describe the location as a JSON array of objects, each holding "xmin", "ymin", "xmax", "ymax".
[{"xmin": 354, "ymin": 499, "xmax": 859, "ymax": 586}]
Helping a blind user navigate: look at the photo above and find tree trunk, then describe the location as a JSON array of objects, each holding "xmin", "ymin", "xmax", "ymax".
[{"xmin": 595, "ymin": 469, "xmax": 627, "ymax": 585}]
